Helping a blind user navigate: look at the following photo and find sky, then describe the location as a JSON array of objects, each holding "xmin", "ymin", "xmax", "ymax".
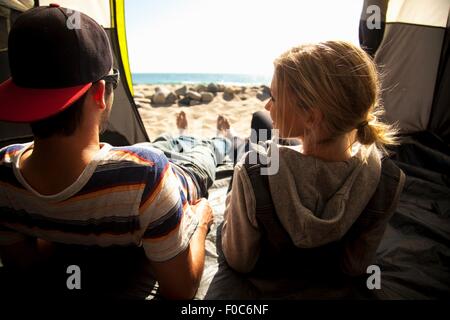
[{"xmin": 125, "ymin": 0, "xmax": 363, "ymax": 75}]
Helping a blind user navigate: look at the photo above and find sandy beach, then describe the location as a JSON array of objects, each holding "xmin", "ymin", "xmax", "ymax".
[{"xmin": 133, "ymin": 83, "xmax": 271, "ymax": 140}]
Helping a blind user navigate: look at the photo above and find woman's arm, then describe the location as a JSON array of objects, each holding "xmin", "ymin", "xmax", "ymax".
[{"xmin": 221, "ymin": 164, "xmax": 262, "ymax": 273}]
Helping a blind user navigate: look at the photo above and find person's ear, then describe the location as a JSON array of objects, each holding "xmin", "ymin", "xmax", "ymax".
[
  {"xmin": 304, "ymin": 108, "xmax": 323, "ymax": 129},
  {"xmin": 91, "ymin": 80, "xmax": 106, "ymax": 110}
]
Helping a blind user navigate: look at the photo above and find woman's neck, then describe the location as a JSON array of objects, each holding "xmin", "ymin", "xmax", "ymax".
[{"xmin": 302, "ymin": 132, "xmax": 353, "ymax": 162}]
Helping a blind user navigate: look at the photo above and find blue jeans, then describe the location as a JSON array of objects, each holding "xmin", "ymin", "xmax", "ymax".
[{"xmin": 151, "ymin": 134, "xmax": 231, "ymax": 197}]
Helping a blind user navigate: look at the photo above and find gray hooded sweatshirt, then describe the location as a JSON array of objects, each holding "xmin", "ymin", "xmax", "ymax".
[{"xmin": 221, "ymin": 142, "xmax": 382, "ymax": 273}]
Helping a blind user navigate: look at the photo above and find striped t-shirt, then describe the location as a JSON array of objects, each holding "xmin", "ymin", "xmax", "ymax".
[{"xmin": 0, "ymin": 142, "xmax": 201, "ymax": 262}]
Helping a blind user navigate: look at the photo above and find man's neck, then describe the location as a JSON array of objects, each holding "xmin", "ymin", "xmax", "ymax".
[
  {"xmin": 32, "ymin": 134, "xmax": 100, "ymax": 164},
  {"xmin": 20, "ymin": 128, "xmax": 101, "ymax": 195}
]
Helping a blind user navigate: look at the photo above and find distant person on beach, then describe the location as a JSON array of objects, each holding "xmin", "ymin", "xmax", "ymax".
[
  {"xmin": 0, "ymin": 5, "xmax": 227, "ymax": 299},
  {"xmin": 221, "ymin": 41, "xmax": 404, "ymax": 276}
]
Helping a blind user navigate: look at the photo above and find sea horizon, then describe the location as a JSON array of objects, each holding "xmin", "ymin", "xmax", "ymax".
[{"xmin": 131, "ymin": 73, "xmax": 272, "ymax": 86}]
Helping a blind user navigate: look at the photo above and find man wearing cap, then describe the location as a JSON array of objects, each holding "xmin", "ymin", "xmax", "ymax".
[{"xmin": 0, "ymin": 5, "xmax": 224, "ymax": 299}]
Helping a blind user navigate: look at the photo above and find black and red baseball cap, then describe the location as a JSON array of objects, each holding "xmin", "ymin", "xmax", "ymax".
[{"xmin": 0, "ymin": 4, "xmax": 113, "ymax": 122}]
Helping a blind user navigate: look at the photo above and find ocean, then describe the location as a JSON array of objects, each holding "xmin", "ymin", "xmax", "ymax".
[{"xmin": 131, "ymin": 73, "xmax": 271, "ymax": 86}]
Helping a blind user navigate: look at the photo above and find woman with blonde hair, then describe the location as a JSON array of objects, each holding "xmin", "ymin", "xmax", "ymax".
[{"xmin": 221, "ymin": 41, "xmax": 405, "ymax": 277}]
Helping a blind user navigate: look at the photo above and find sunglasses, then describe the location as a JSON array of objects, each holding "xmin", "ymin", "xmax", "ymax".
[{"xmin": 101, "ymin": 68, "xmax": 120, "ymax": 90}]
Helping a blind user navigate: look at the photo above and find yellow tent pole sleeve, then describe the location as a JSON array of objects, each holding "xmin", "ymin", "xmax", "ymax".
[
  {"xmin": 111, "ymin": 0, "xmax": 134, "ymax": 95},
  {"xmin": 110, "ymin": 0, "xmax": 115, "ymax": 28}
]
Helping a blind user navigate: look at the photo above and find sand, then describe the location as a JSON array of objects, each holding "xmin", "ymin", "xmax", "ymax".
[{"xmin": 133, "ymin": 84, "xmax": 270, "ymax": 140}]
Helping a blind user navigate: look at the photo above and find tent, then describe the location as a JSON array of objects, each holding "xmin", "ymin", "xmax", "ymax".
[
  {"xmin": 0, "ymin": 0, "xmax": 149, "ymax": 148},
  {"xmin": 360, "ymin": 0, "xmax": 450, "ymax": 141}
]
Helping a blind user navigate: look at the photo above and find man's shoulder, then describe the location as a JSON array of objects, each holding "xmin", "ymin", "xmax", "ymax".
[
  {"xmin": 105, "ymin": 143, "xmax": 169, "ymax": 169},
  {"xmin": 0, "ymin": 143, "xmax": 29, "ymax": 165}
]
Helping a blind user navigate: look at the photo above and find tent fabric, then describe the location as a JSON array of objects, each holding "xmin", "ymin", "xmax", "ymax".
[
  {"xmin": 375, "ymin": 23, "xmax": 445, "ymax": 132},
  {"xmin": 428, "ymin": 14, "xmax": 450, "ymax": 143},
  {"xmin": 0, "ymin": 0, "xmax": 149, "ymax": 147},
  {"xmin": 359, "ymin": 0, "xmax": 388, "ymax": 57},
  {"xmin": 0, "ymin": 0, "xmax": 32, "ymax": 12},
  {"xmin": 386, "ymin": 0, "xmax": 449, "ymax": 27},
  {"xmin": 104, "ymin": 27, "xmax": 149, "ymax": 145},
  {"xmin": 373, "ymin": 132, "xmax": 450, "ymax": 299},
  {"xmin": 369, "ymin": 0, "xmax": 450, "ymax": 136},
  {"xmin": 0, "ymin": 3, "xmax": 32, "ymax": 148}
]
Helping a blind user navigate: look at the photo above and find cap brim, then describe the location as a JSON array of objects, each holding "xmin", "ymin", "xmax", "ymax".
[{"xmin": 0, "ymin": 78, "xmax": 92, "ymax": 123}]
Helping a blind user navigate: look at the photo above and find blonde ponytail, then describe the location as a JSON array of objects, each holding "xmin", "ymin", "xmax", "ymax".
[{"xmin": 356, "ymin": 105, "xmax": 398, "ymax": 153}]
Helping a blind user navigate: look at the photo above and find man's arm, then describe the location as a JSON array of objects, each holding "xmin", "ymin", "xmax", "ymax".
[{"xmin": 149, "ymin": 198, "xmax": 213, "ymax": 300}]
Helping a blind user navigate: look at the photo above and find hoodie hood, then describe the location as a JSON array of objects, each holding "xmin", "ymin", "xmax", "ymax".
[{"xmin": 267, "ymin": 142, "xmax": 382, "ymax": 248}]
